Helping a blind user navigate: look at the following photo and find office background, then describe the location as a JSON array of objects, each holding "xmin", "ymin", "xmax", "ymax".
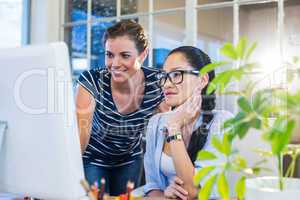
[{"xmin": 1, "ymin": 0, "xmax": 300, "ymax": 112}]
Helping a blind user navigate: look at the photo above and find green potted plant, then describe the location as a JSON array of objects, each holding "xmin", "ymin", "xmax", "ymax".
[{"xmin": 193, "ymin": 38, "xmax": 300, "ymax": 200}]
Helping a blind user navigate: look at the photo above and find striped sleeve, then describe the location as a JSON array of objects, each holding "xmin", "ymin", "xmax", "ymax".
[
  {"xmin": 158, "ymin": 87, "xmax": 165, "ymax": 103},
  {"xmin": 77, "ymin": 70, "xmax": 99, "ymax": 97}
]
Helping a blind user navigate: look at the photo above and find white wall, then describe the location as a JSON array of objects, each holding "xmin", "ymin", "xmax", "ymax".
[
  {"xmin": 30, "ymin": 0, "xmax": 63, "ymax": 44},
  {"xmin": 198, "ymin": 7, "xmax": 233, "ymax": 42}
]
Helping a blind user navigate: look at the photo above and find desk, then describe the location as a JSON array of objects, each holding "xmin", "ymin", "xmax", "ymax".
[{"xmin": 107, "ymin": 197, "xmax": 169, "ymax": 200}]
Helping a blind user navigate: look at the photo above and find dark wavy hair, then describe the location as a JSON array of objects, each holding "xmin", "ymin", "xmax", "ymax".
[
  {"xmin": 167, "ymin": 46, "xmax": 216, "ymax": 163},
  {"xmin": 103, "ymin": 19, "xmax": 148, "ymax": 54}
]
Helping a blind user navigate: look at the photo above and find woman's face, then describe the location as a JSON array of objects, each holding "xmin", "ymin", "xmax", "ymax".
[
  {"xmin": 162, "ymin": 53, "xmax": 203, "ymax": 107},
  {"xmin": 105, "ymin": 35, "xmax": 147, "ymax": 83}
]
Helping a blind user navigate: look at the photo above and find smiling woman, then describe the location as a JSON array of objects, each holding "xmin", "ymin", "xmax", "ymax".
[{"xmin": 76, "ymin": 20, "xmax": 169, "ymax": 196}]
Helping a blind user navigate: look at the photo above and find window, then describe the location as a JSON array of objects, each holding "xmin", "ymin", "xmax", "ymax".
[
  {"xmin": 239, "ymin": 1, "xmax": 278, "ymax": 89},
  {"xmin": 63, "ymin": 0, "xmax": 187, "ymax": 74},
  {"xmin": 63, "ymin": 0, "xmax": 298, "ymax": 89},
  {"xmin": 65, "ymin": 0, "xmax": 136, "ymax": 74},
  {"xmin": 0, "ymin": 0, "xmax": 30, "ymax": 48},
  {"xmin": 284, "ymin": 0, "xmax": 300, "ymax": 64}
]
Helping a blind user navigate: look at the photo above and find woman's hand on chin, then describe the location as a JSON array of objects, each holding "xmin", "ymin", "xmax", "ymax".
[
  {"xmin": 167, "ymin": 85, "xmax": 203, "ymax": 131},
  {"xmin": 164, "ymin": 176, "xmax": 189, "ymax": 200}
]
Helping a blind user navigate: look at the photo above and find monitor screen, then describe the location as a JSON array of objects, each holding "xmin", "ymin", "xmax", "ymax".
[{"xmin": 0, "ymin": 42, "xmax": 86, "ymax": 199}]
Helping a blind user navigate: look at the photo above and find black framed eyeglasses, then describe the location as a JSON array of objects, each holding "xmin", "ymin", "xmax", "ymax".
[{"xmin": 156, "ymin": 69, "xmax": 199, "ymax": 87}]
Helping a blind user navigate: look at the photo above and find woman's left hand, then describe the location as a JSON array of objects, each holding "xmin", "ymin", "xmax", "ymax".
[
  {"xmin": 164, "ymin": 176, "xmax": 189, "ymax": 200},
  {"xmin": 166, "ymin": 85, "xmax": 202, "ymax": 131}
]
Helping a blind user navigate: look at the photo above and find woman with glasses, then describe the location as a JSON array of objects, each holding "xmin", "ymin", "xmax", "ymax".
[
  {"xmin": 143, "ymin": 46, "xmax": 233, "ymax": 199},
  {"xmin": 76, "ymin": 20, "xmax": 168, "ymax": 196}
]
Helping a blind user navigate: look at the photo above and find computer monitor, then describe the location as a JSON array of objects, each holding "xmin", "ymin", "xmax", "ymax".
[{"xmin": 0, "ymin": 42, "xmax": 86, "ymax": 199}]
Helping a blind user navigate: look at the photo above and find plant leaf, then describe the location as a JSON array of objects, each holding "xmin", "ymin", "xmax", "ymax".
[
  {"xmin": 219, "ymin": 72, "xmax": 233, "ymax": 93},
  {"xmin": 223, "ymin": 117, "xmax": 237, "ymax": 129},
  {"xmin": 198, "ymin": 174, "xmax": 217, "ymax": 200},
  {"xmin": 223, "ymin": 112, "xmax": 247, "ymax": 129},
  {"xmin": 238, "ymin": 96, "xmax": 253, "ymax": 113},
  {"xmin": 252, "ymin": 91, "xmax": 262, "ymax": 111},
  {"xmin": 197, "ymin": 150, "xmax": 218, "ymax": 161},
  {"xmin": 252, "ymin": 167, "xmax": 262, "ymax": 175},
  {"xmin": 207, "ymin": 81, "xmax": 217, "ymax": 95},
  {"xmin": 206, "ymin": 71, "xmax": 232, "ymax": 94},
  {"xmin": 235, "ymin": 176, "xmax": 246, "ymax": 200},
  {"xmin": 211, "ymin": 135, "xmax": 224, "ymax": 154},
  {"xmin": 245, "ymin": 42, "xmax": 257, "ymax": 60},
  {"xmin": 249, "ymin": 118, "xmax": 262, "ymax": 129},
  {"xmin": 221, "ymin": 43, "xmax": 238, "ymax": 60},
  {"xmin": 217, "ymin": 172, "xmax": 230, "ymax": 200},
  {"xmin": 236, "ymin": 37, "xmax": 247, "ymax": 59},
  {"xmin": 240, "ymin": 63, "xmax": 259, "ymax": 72},
  {"xmin": 232, "ymin": 70, "xmax": 243, "ymax": 80},
  {"xmin": 251, "ymin": 91, "xmax": 273, "ymax": 116},
  {"xmin": 235, "ymin": 122, "xmax": 251, "ymax": 139},
  {"xmin": 199, "ymin": 61, "xmax": 229, "ymax": 75},
  {"xmin": 223, "ymin": 133, "xmax": 232, "ymax": 156},
  {"xmin": 235, "ymin": 155, "xmax": 247, "ymax": 169},
  {"xmin": 271, "ymin": 119, "xmax": 296, "ymax": 154},
  {"xmin": 193, "ymin": 166, "xmax": 216, "ymax": 186},
  {"xmin": 254, "ymin": 149, "xmax": 273, "ymax": 157}
]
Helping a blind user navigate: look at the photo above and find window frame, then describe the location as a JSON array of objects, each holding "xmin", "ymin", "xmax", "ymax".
[
  {"xmin": 61, "ymin": 0, "xmax": 285, "ymax": 75},
  {"xmin": 22, "ymin": 0, "xmax": 31, "ymax": 45}
]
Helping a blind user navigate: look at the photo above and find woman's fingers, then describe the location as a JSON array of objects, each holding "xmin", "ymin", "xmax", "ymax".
[
  {"xmin": 164, "ymin": 186, "xmax": 177, "ymax": 199},
  {"xmin": 182, "ymin": 86, "xmax": 200, "ymax": 110},
  {"xmin": 173, "ymin": 183, "xmax": 188, "ymax": 196},
  {"xmin": 173, "ymin": 176, "xmax": 184, "ymax": 185},
  {"xmin": 165, "ymin": 178, "xmax": 189, "ymax": 200},
  {"xmin": 169, "ymin": 84, "xmax": 203, "ymax": 127},
  {"xmin": 173, "ymin": 190, "xmax": 188, "ymax": 200},
  {"xmin": 188, "ymin": 88, "xmax": 202, "ymax": 115},
  {"xmin": 171, "ymin": 177, "xmax": 189, "ymax": 197},
  {"xmin": 170, "ymin": 185, "xmax": 188, "ymax": 200}
]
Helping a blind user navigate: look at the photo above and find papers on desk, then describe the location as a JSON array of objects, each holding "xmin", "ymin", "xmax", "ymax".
[{"xmin": 0, "ymin": 121, "xmax": 7, "ymax": 150}]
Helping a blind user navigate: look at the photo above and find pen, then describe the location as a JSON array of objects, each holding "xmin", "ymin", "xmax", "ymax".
[
  {"xmin": 91, "ymin": 181, "xmax": 99, "ymax": 199},
  {"xmin": 99, "ymin": 178, "xmax": 106, "ymax": 200}
]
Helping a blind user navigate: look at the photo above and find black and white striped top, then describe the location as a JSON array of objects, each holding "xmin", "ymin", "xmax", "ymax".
[{"xmin": 77, "ymin": 67, "xmax": 164, "ymax": 167}]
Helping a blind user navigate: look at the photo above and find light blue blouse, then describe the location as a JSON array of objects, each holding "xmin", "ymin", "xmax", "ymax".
[
  {"xmin": 160, "ymin": 152, "xmax": 176, "ymax": 185},
  {"xmin": 143, "ymin": 110, "xmax": 233, "ymax": 197}
]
